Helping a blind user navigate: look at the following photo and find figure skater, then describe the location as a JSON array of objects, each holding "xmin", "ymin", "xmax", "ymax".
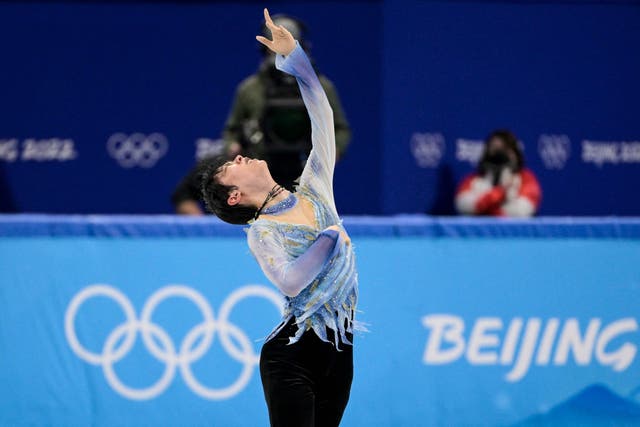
[{"xmin": 201, "ymin": 8, "xmax": 361, "ymax": 427}]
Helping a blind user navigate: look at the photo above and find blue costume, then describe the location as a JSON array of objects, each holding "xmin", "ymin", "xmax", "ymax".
[{"xmin": 247, "ymin": 41, "xmax": 361, "ymax": 348}]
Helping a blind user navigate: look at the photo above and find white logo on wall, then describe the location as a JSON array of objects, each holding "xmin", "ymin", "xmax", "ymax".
[
  {"xmin": 410, "ymin": 132, "xmax": 445, "ymax": 168},
  {"xmin": 107, "ymin": 133, "xmax": 168, "ymax": 168},
  {"xmin": 195, "ymin": 138, "xmax": 225, "ymax": 160},
  {"xmin": 582, "ymin": 139, "xmax": 640, "ymax": 167},
  {"xmin": 422, "ymin": 314, "xmax": 638, "ymax": 383},
  {"xmin": 538, "ymin": 134, "xmax": 571, "ymax": 170},
  {"xmin": 0, "ymin": 138, "xmax": 77, "ymax": 162},
  {"xmin": 65, "ymin": 284, "xmax": 284, "ymax": 400},
  {"xmin": 455, "ymin": 138, "xmax": 484, "ymax": 165}
]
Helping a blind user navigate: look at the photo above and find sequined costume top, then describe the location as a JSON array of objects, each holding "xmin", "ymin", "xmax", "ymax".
[{"xmin": 247, "ymin": 42, "xmax": 360, "ymax": 347}]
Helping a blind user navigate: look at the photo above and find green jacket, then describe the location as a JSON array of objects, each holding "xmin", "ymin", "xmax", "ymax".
[{"xmin": 222, "ymin": 66, "xmax": 351, "ymax": 159}]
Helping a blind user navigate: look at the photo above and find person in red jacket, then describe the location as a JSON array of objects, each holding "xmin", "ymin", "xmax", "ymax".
[{"xmin": 455, "ymin": 130, "xmax": 541, "ymax": 217}]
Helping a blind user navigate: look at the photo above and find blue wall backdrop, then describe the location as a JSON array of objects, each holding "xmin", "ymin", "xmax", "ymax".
[
  {"xmin": 381, "ymin": 0, "xmax": 640, "ymax": 216},
  {"xmin": 0, "ymin": 1, "xmax": 382, "ymax": 214},
  {"xmin": 0, "ymin": 0, "xmax": 639, "ymax": 215},
  {"xmin": 1, "ymin": 216, "xmax": 639, "ymax": 426}
]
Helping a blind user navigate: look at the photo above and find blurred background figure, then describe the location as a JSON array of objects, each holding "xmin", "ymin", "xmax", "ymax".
[
  {"xmin": 171, "ymin": 14, "xmax": 351, "ymax": 215},
  {"xmin": 171, "ymin": 156, "xmax": 218, "ymax": 215},
  {"xmin": 455, "ymin": 129, "xmax": 541, "ymax": 217}
]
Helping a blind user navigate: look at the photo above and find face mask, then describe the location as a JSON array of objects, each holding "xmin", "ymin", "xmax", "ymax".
[{"xmin": 485, "ymin": 149, "xmax": 511, "ymax": 167}]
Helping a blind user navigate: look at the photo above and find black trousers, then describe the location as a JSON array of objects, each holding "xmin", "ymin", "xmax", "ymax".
[{"xmin": 259, "ymin": 318, "xmax": 354, "ymax": 427}]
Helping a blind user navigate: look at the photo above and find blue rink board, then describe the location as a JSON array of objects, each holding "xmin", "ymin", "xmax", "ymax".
[
  {"xmin": 2, "ymin": 214, "xmax": 640, "ymax": 238},
  {"xmin": 0, "ymin": 215, "xmax": 639, "ymax": 426}
]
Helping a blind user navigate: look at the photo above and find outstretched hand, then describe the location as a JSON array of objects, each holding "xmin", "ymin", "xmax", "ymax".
[{"xmin": 256, "ymin": 8, "xmax": 296, "ymax": 57}]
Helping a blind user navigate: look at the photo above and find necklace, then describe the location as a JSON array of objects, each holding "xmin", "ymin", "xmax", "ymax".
[
  {"xmin": 254, "ymin": 184, "xmax": 286, "ymax": 220},
  {"xmin": 262, "ymin": 192, "xmax": 298, "ymax": 215}
]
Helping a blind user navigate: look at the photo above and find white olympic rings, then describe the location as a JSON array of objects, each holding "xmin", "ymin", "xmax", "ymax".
[
  {"xmin": 64, "ymin": 284, "xmax": 283, "ymax": 400},
  {"xmin": 107, "ymin": 132, "xmax": 168, "ymax": 168}
]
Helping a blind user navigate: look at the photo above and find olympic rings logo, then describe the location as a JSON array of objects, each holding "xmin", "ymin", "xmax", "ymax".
[
  {"xmin": 107, "ymin": 133, "xmax": 168, "ymax": 168},
  {"xmin": 65, "ymin": 284, "xmax": 283, "ymax": 400},
  {"xmin": 538, "ymin": 134, "xmax": 571, "ymax": 170},
  {"xmin": 410, "ymin": 132, "xmax": 445, "ymax": 169}
]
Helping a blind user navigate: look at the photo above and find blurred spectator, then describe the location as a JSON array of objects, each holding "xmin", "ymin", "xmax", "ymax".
[
  {"xmin": 171, "ymin": 157, "xmax": 217, "ymax": 215},
  {"xmin": 172, "ymin": 14, "xmax": 351, "ymax": 215},
  {"xmin": 455, "ymin": 130, "xmax": 541, "ymax": 217}
]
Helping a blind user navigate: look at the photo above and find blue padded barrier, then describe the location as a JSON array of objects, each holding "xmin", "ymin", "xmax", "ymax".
[
  {"xmin": 2, "ymin": 214, "xmax": 640, "ymax": 238},
  {"xmin": 1, "ymin": 215, "xmax": 639, "ymax": 427}
]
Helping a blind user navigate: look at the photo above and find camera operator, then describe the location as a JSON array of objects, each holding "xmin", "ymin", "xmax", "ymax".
[
  {"xmin": 455, "ymin": 129, "xmax": 541, "ymax": 217},
  {"xmin": 222, "ymin": 14, "xmax": 351, "ymax": 190}
]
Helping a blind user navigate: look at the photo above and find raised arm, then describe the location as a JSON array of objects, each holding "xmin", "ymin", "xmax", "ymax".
[{"xmin": 256, "ymin": 8, "xmax": 337, "ymax": 213}]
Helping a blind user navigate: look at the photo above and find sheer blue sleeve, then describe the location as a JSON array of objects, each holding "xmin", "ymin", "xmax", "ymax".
[
  {"xmin": 275, "ymin": 42, "xmax": 337, "ymax": 215},
  {"xmin": 247, "ymin": 224, "xmax": 340, "ymax": 297}
]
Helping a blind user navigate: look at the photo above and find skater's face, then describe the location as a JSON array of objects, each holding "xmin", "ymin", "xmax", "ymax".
[{"xmin": 216, "ymin": 155, "xmax": 272, "ymax": 206}]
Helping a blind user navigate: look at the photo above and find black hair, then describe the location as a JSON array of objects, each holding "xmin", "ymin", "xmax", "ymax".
[
  {"xmin": 200, "ymin": 156, "xmax": 257, "ymax": 225},
  {"xmin": 477, "ymin": 129, "xmax": 525, "ymax": 173}
]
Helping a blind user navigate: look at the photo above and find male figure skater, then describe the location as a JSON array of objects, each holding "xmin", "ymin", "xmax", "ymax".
[{"xmin": 201, "ymin": 9, "xmax": 361, "ymax": 427}]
